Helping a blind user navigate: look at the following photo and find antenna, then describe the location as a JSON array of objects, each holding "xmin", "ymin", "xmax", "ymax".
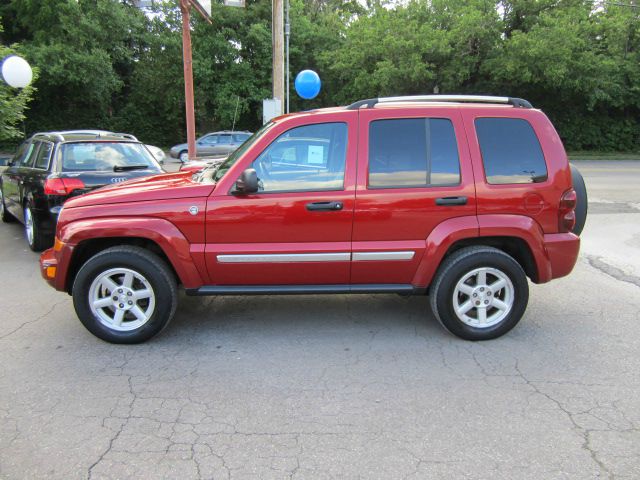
[{"xmin": 231, "ymin": 96, "xmax": 240, "ymax": 132}]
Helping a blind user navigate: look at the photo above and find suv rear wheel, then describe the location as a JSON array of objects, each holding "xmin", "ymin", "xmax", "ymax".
[
  {"xmin": 430, "ymin": 247, "xmax": 529, "ymax": 340},
  {"xmin": 24, "ymin": 204, "xmax": 49, "ymax": 251},
  {"xmin": 72, "ymin": 246, "xmax": 177, "ymax": 344}
]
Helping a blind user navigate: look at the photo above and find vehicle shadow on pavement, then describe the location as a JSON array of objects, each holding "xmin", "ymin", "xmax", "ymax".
[{"xmin": 164, "ymin": 292, "xmax": 449, "ymax": 344}]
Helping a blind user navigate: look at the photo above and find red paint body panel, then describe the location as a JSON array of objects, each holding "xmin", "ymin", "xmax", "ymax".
[
  {"xmin": 544, "ymin": 233, "xmax": 581, "ymax": 279},
  {"xmin": 204, "ymin": 111, "xmax": 358, "ymax": 285},
  {"xmin": 63, "ymin": 171, "xmax": 213, "ymax": 208}
]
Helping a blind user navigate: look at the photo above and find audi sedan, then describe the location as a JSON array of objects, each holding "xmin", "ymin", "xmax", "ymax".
[{"xmin": 0, "ymin": 130, "xmax": 163, "ymax": 251}]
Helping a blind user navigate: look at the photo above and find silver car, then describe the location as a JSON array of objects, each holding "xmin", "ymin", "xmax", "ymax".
[{"xmin": 169, "ymin": 131, "xmax": 252, "ymax": 162}]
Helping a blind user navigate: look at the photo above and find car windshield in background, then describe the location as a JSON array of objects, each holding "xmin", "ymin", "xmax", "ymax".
[{"xmin": 60, "ymin": 142, "xmax": 161, "ymax": 172}]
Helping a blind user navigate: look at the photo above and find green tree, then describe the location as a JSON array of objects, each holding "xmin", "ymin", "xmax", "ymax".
[{"xmin": 0, "ymin": 23, "xmax": 36, "ymax": 142}]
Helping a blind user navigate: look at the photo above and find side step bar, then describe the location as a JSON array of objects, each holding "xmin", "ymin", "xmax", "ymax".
[{"xmin": 186, "ymin": 284, "xmax": 424, "ymax": 296}]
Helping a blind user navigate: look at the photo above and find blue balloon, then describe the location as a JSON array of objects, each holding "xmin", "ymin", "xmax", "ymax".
[{"xmin": 295, "ymin": 70, "xmax": 321, "ymax": 100}]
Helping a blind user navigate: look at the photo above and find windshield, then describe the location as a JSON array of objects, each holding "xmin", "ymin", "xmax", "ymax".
[
  {"xmin": 205, "ymin": 122, "xmax": 274, "ymax": 183},
  {"xmin": 60, "ymin": 142, "xmax": 162, "ymax": 172}
]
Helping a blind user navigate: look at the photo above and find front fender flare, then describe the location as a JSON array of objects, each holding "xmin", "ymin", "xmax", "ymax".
[{"xmin": 58, "ymin": 216, "xmax": 205, "ymax": 289}]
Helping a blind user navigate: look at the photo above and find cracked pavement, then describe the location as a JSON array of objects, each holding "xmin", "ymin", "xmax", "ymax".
[{"xmin": 1, "ymin": 160, "xmax": 640, "ymax": 479}]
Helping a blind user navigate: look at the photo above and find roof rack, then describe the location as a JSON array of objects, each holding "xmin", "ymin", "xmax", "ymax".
[
  {"xmin": 33, "ymin": 132, "xmax": 65, "ymax": 142},
  {"xmin": 45, "ymin": 130, "xmax": 140, "ymax": 141},
  {"xmin": 346, "ymin": 95, "xmax": 533, "ymax": 110},
  {"xmin": 112, "ymin": 132, "xmax": 139, "ymax": 141}
]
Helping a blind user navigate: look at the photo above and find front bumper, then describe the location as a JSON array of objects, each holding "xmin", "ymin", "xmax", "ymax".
[
  {"xmin": 39, "ymin": 248, "xmax": 58, "ymax": 288},
  {"xmin": 40, "ymin": 241, "xmax": 75, "ymax": 292}
]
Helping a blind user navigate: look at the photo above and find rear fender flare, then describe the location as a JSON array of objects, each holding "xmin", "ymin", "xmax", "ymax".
[
  {"xmin": 58, "ymin": 216, "xmax": 205, "ymax": 289},
  {"xmin": 412, "ymin": 214, "xmax": 551, "ymax": 287},
  {"xmin": 412, "ymin": 216, "xmax": 479, "ymax": 287},
  {"xmin": 476, "ymin": 215, "xmax": 551, "ymax": 283}
]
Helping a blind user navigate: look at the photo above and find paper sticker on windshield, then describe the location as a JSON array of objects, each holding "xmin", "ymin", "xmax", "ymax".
[{"xmin": 308, "ymin": 145, "xmax": 324, "ymax": 164}]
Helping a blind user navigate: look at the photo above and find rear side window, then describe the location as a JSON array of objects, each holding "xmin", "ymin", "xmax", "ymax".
[
  {"xmin": 475, "ymin": 118, "xmax": 547, "ymax": 184},
  {"xmin": 16, "ymin": 141, "xmax": 37, "ymax": 167},
  {"xmin": 34, "ymin": 142, "xmax": 53, "ymax": 169},
  {"xmin": 368, "ymin": 118, "xmax": 460, "ymax": 188}
]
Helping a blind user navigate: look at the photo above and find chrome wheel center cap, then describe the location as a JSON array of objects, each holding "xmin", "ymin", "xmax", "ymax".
[{"xmin": 112, "ymin": 288, "xmax": 134, "ymax": 310}]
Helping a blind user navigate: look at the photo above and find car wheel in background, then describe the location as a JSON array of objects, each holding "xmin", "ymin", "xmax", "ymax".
[
  {"xmin": 429, "ymin": 246, "xmax": 529, "ymax": 341},
  {"xmin": 24, "ymin": 204, "xmax": 49, "ymax": 251},
  {"xmin": 1, "ymin": 187, "xmax": 15, "ymax": 223},
  {"xmin": 72, "ymin": 246, "xmax": 177, "ymax": 344},
  {"xmin": 179, "ymin": 150, "xmax": 189, "ymax": 163},
  {"xmin": 570, "ymin": 165, "xmax": 588, "ymax": 236}
]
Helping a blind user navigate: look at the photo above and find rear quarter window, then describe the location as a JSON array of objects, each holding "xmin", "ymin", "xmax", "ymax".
[{"xmin": 475, "ymin": 118, "xmax": 547, "ymax": 184}]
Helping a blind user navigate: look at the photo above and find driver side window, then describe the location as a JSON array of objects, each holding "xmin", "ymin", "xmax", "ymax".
[{"xmin": 250, "ymin": 122, "xmax": 347, "ymax": 193}]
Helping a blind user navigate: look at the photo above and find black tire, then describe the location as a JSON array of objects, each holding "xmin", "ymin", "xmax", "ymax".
[
  {"xmin": 570, "ymin": 165, "xmax": 588, "ymax": 236},
  {"xmin": 179, "ymin": 150, "xmax": 188, "ymax": 163},
  {"xmin": 0, "ymin": 186, "xmax": 15, "ymax": 223},
  {"xmin": 429, "ymin": 247, "xmax": 529, "ymax": 341},
  {"xmin": 24, "ymin": 204, "xmax": 50, "ymax": 251},
  {"xmin": 72, "ymin": 246, "xmax": 178, "ymax": 344}
]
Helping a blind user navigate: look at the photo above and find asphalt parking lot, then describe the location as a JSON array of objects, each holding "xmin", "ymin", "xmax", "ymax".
[{"xmin": 1, "ymin": 160, "xmax": 639, "ymax": 479}]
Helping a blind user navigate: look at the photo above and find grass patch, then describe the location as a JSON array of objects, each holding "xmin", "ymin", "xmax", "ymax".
[{"xmin": 568, "ymin": 151, "xmax": 640, "ymax": 160}]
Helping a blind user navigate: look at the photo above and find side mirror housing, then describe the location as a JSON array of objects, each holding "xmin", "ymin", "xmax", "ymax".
[{"xmin": 234, "ymin": 168, "xmax": 259, "ymax": 194}]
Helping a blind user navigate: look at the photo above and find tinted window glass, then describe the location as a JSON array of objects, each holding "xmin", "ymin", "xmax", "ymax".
[
  {"xmin": 18, "ymin": 142, "xmax": 37, "ymax": 167},
  {"xmin": 250, "ymin": 122, "xmax": 347, "ymax": 193},
  {"xmin": 34, "ymin": 142, "xmax": 53, "ymax": 169},
  {"xmin": 475, "ymin": 118, "xmax": 547, "ymax": 184},
  {"xmin": 368, "ymin": 118, "xmax": 460, "ymax": 188},
  {"xmin": 60, "ymin": 142, "xmax": 161, "ymax": 172},
  {"xmin": 218, "ymin": 135, "xmax": 232, "ymax": 145}
]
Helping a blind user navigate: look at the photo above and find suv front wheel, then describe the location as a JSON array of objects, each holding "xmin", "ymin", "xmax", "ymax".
[
  {"xmin": 72, "ymin": 246, "xmax": 177, "ymax": 344},
  {"xmin": 430, "ymin": 247, "xmax": 529, "ymax": 341}
]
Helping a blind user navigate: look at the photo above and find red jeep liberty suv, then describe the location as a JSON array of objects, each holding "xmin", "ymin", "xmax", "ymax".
[{"xmin": 40, "ymin": 95, "xmax": 586, "ymax": 344}]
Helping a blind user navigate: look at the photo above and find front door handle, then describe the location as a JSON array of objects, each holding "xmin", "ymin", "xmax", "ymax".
[
  {"xmin": 435, "ymin": 196, "xmax": 467, "ymax": 206},
  {"xmin": 306, "ymin": 201, "xmax": 343, "ymax": 211}
]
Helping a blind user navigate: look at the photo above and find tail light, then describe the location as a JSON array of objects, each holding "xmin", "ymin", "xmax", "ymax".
[
  {"xmin": 44, "ymin": 177, "xmax": 85, "ymax": 196},
  {"xmin": 558, "ymin": 189, "xmax": 577, "ymax": 233}
]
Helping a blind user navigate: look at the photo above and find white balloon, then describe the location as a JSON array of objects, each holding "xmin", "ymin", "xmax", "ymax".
[{"xmin": 2, "ymin": 55, "xmax": 33, "ymax": 88}]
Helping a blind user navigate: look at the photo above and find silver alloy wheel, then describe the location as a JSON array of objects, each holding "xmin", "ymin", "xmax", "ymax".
[
  {"xmin": 88, "ymin": 267, "xmax": 156, "ymax": 332},
  {"xmin": 179, "ymin": 151, "xmax": 189, "ymax": 163},
  {"xmin": 24, "ymin": 207, "xmax": 34, "ymax": 246},
  {"xmin": 452, "ymin": 267, "xmax": 514, "ymax": 328}
]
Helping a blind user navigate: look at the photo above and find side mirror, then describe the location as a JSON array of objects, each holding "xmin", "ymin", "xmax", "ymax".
[{"xmin": 234, "ymin": 168, "xmax": 259, "ymax": 194}]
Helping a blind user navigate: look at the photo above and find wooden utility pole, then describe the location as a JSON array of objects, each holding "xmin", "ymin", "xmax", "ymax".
[
  {"xmin": 272, "ymin": 0, "xmax": 284, "ymax": 116},
  {"xmin": 180, "ymin": 0, "xmax": 197, "ymax": 161}
]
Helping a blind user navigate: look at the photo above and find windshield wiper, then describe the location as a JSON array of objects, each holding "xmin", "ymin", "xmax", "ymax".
[{"xmin": 113, "ymin": 165, "xmax": 149, "ymax": 172}]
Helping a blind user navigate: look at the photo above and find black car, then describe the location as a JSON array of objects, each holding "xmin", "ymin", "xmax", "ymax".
[{"xmin": 0, "ymin": 130, "xmax": 164, "ymax": 251}]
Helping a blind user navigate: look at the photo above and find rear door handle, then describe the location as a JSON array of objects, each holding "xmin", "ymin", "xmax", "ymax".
[
  {"xmin": 306, "ymin": 201, "xmax": 343, "ymax": 211},
  {"xmin": 435, "ymin": 196, "xmax": 467, "ymax": 206}
]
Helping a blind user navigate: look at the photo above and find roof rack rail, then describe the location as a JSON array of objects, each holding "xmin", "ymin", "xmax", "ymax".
[
  {"xmin": 33, "ymin": 132, "xmax": 65, "ymax": 142},
  {"xmin": 112, "ymin": 132, "xmax": 139, "ymax": 141},
  {"xmin": 346, "ymin": 95, "xmax": 533, "ymax": 110}
]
